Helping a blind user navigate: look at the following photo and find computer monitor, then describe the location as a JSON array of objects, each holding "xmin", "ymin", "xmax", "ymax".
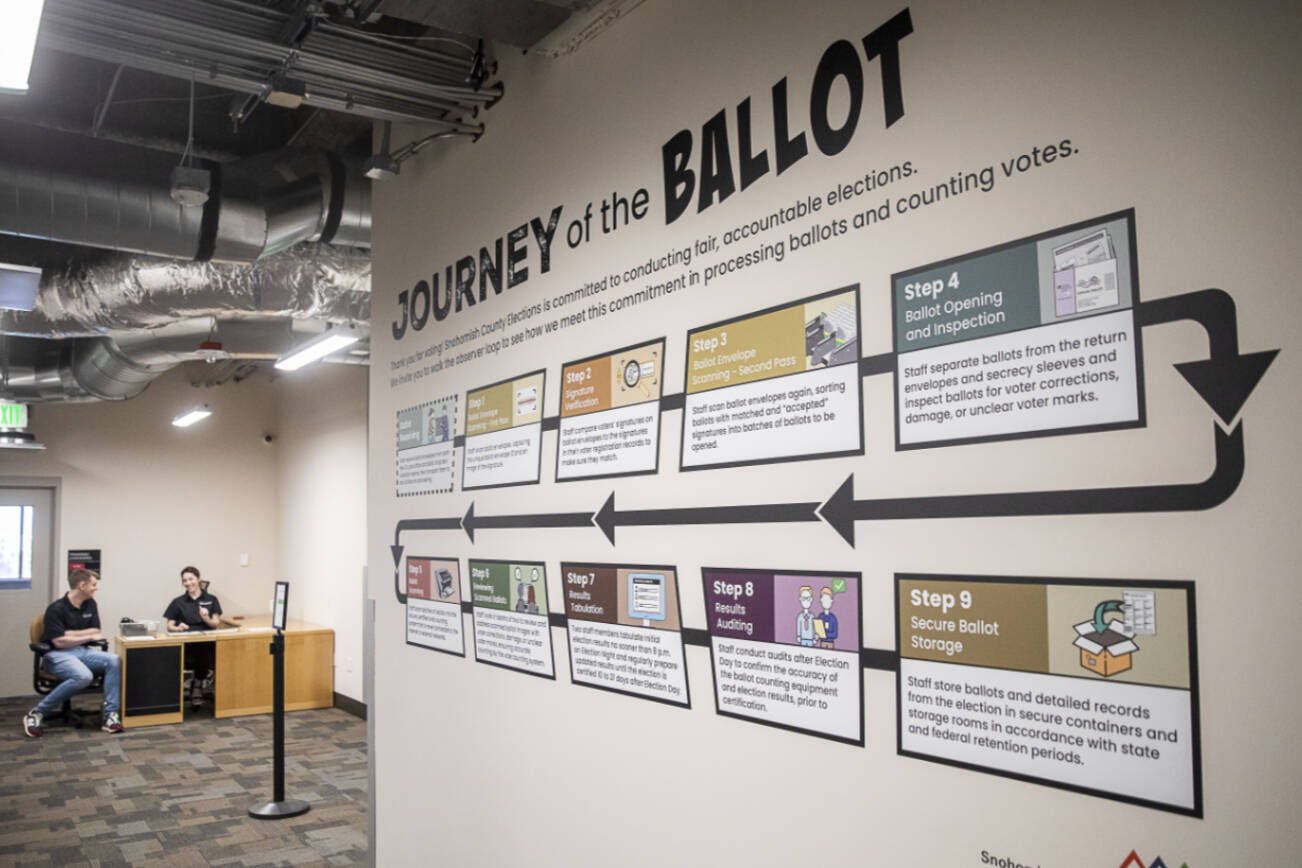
[
  {"xmin": 272, "ymin": 581, "xmax": 289, "ymax": 631},
  {"xmin": 627, "ymin": 572, "xmax": 666, "ymax": 621}
]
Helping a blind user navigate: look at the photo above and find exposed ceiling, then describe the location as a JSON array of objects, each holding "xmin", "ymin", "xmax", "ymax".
[{"xmin": 0, "ymin": 0, "xmax": 642, "ymax": 404}]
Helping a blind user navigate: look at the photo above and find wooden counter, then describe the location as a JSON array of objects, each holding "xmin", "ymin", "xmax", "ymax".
[{"xmin": 115, "ymin": 615, "xmax": 334, "ymax": 728}]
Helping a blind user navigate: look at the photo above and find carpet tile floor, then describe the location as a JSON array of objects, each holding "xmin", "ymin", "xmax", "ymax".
[{"xmin": 0, "ymin": 696, "xmax": 367, "ymax": 867}]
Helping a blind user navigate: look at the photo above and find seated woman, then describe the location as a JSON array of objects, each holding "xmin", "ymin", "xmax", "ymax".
[{"xmin": 164, "ymin": 566, "xmax": 223, "ymax": 708}]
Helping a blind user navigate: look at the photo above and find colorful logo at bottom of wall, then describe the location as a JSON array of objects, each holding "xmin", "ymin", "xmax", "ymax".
[{"xmin": 1118, "ymin": 850, "xmax": 1188, "ymax": 868}]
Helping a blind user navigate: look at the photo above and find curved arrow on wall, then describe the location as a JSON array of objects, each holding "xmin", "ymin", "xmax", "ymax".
[{"xmin": 390, "ymin": 287, "xmax": 1277, "ymax": 594}]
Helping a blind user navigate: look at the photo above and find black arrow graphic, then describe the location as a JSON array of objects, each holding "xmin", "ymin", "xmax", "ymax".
[
  {"xmin": 461, "ymin": 502, "xmax": 594, "ymax": 543},
  {"xmin": 1138, "ymin": 288, "xmax": 1278, "ymax": 425},
  {"xmin": 660, "ymin": 392, "xmax": 685, "ymax": 412},
  {"xmin": 861, "ymin": 648, "xmax": 899, "ymax": 672},
  {"xmin": 594, "ymin": 492, "xmax": 820, "ymax": 545},
  {"xmin": 819, "ymin": 423, "xmax": 1244, "ymax": 546},
  {"xmin": 859, "ymin": 351, "xmax": 896, "ymax": 378},
  {"xmin": 391, "ymin": 516, "xmax": 463, "ymax": 603},
  {"xmin": 391, "ymin": 517, "xmax": 463, "ymax": 565}
]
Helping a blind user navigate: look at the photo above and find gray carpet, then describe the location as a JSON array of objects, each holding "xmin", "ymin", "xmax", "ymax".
[{"xmin": 0, "ymin": 696, "xmax": 368, "ymax": 867}]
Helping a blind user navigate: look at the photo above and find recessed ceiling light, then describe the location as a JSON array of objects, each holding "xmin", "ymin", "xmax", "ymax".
[
  {"xmin": 172, "ymin": 404, "xmax": 212, "ymax": 428},
  {"xmin": 275, "ymin": 325, "xmax": 362, "ymax": 371}
]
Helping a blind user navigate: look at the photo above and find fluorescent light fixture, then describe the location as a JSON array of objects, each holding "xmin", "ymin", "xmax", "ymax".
[
  {"xmin": 172, "ymin": 404, "xmax": 212, "ymax": 428},
  {"xmin": 0, "ymin": 262, "xmax": 42, "ymax": 311},
  {"xmin": 275, "ymin": 324, "xmax": 361, "ymax": 371},
  {"xmin": 0, "ymin": 1, "xmax": 47, "ymax": 93}
]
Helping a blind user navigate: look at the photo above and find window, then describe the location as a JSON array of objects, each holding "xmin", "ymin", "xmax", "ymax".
[{"xmin": 0, "ymin": 504, "xmax": 34, "ymax": 589}]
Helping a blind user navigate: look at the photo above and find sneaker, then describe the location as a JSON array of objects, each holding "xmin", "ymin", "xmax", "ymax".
[
  {"xmin": 23, "ymin": 710, "xmax": 43, "ymax": 738},
  {"xmin": 101, "ymin": 712, "xmax": 123, "ymax": 734}
]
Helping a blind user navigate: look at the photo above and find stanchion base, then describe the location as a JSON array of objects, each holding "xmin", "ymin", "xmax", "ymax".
[{"xmin": 248, "ymin": 799, "xmax": 311, "ymax": 820}]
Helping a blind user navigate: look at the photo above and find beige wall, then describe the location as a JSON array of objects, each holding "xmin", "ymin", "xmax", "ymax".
[
  {"xmin": 273, "ymin": 362, "xmax": 368, "ymax": 701},
  {"xmin": 368, "ymin": 0, "xmax": 1301, "ymax": 865},
  {"xmin": 3, "ymin": 361, "xmax": 368, "ymax": 703}
]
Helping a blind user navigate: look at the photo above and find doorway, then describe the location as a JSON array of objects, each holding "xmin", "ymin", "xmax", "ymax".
[{"xmin": 1, "ymin": 484, "xmax": 56, "ymax": 699}]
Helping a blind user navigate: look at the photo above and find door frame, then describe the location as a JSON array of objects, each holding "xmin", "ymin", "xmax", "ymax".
[{"xmin": 0, "ymin": 475, "xmax": 61, "ymax": 600}]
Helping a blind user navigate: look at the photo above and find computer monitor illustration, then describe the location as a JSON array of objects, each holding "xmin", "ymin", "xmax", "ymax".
[{"xmin": 627, "ymin": 572, "xmax": 667, "ymax": 622}]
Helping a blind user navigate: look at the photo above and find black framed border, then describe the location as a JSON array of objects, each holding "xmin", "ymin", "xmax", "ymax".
[
  {"xmin": 560, "ymin": 560, "xmax": 691, "ymax": 709},
  {"xmin": 555, "ymin": 337, "xmax": 668, "ymax": 484},
  {"xmin": 395, "ymin": 395, "xmax": 458, "ymax": 497},
  {"xmin": 467, "ymin": 558, "xmax": 557, "ymax": 681},
  {"xmin": 894, "ymin": 572, "xmax": 1202, "ymax": 818},
  {"xmin": 679, "ymin": 284, "xmax": 865, "ymax": 473},
  {"xmin": 702, "ymin": 565, "xmax": 866, "ymax": 747},
  {"xmin": 460, "ymin": 369, "xmax": 548, "ymax": 491},
  {"xmin": 891, "ymin": 209, "xmax": 1147, "ymax": 452},
  {"xmin": 403, "ymin": 555, "xmax": 467, "ymax": 658},
  {"xmin": 272, "ymin": 581, "xmax": 289, "ymax": 631}
]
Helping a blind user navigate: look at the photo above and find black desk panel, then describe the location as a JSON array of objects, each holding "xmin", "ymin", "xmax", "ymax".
[{"xmin": 123, "ymin": 645, "xmax": 182, "ymax": 716}]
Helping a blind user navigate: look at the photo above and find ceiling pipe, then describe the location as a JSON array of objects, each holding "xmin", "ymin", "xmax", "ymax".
[
  {"xmin": 0, "ymin": 245, "xmax": 370, "ymax": 339},
  {"xmin": 0, "ymin": 242, "xmax": 371, "ymax": 403},
  {"xmin": 0, "ymin": 119, "xmax": 371, "ymax": 264},
  {"xmin": 1, "ymin": 318, "xmax": 370, "ymax": 403},
  {"xmin": 1, "ymin": 335, "xmax": 165, "ymax": 402},
  {"xmin": 39, "ymin": 0, "xmax": 496, "ymax": 128}
]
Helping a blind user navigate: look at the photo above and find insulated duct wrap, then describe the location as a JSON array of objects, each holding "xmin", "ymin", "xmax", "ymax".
[
  {"xmin": 0, "ymin": 120, "xmax": 374, "ymax": 403},
  {"xmin": 0, "ymin": 246, "xmax": 371, "ymax": 339}
]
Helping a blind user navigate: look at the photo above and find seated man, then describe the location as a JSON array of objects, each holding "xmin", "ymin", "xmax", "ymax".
[{"xmin": 24, "ymin": 568, "xmax": 123, "ymax": 737}]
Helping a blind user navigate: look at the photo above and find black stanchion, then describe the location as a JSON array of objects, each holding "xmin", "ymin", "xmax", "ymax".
[{"xmin": 249, "ymin": 629, "xmax": 310, "ymax": 819}]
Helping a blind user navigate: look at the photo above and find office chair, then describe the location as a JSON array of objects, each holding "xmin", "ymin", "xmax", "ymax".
[{"xmin": 28, "ymin": 614, "xmax": 109, "ymax": 729}]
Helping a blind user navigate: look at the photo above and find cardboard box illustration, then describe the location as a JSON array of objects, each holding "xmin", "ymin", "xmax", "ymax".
[{"xmin": 1073, "ymin": 621, "xmax": 1139, "ymax": 677}]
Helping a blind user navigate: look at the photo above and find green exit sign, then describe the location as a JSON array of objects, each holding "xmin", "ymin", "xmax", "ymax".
[{"xmin": 0, "ymin": 402, "xmax": 28, "ymax": 429}]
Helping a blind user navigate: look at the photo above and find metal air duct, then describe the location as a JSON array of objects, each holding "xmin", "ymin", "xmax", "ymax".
[
  {"xmin": 1, "ymin": 318, "xmax": 370, "ymax": 403},
  {"xmin": 0, "ymin": 244, "xmax": 371, "ymax": 402},
  {"xmin": 1, "ymin": 336, "xmax": 161, "ymax": 402},
  {"xmin": 0, "ymin": 120, "xmax": 371, "ymax": 264}
]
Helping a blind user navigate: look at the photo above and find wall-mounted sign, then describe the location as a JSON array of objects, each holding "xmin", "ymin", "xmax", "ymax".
[
  {"xmin": 468, "ymin": 558, "xmax": 555, "ymax": 678},
  {"xmin": 405, "ymin": 556, "xmax": 465, "ymax": 656},
  {"xmin": 463, "ymin": 371, "xmax": 546, "ymax": 489},
  {"xmin": 0, "ymin": 401, "xmax": 28, "ymax": 429},
  {"xmin": 67, "ymin": 549, "xmax": 101, "ymax": 577},
  {"xmin": 896, "ymin": 573, "xmax": 1200, "ymax": 816}
]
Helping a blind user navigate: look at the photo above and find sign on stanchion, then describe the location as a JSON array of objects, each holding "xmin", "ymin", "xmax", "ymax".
[{"xmin": 249, "ymin": 581, "xmax": 310, "ymax": 820}]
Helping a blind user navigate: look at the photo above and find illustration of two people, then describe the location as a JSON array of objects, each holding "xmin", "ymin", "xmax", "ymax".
[
  {"xmin": 796, "ymin": 585, "xmax": 837, "ymax": 648},
  {"xmin": 515, "ymin": 566, "xmax": 540, "ymax": 614}
]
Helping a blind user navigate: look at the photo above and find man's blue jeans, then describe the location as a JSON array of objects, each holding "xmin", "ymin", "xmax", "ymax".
[{"xmin": 33, "ymin": 645, "xmax": 121, "ymax": 716}]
